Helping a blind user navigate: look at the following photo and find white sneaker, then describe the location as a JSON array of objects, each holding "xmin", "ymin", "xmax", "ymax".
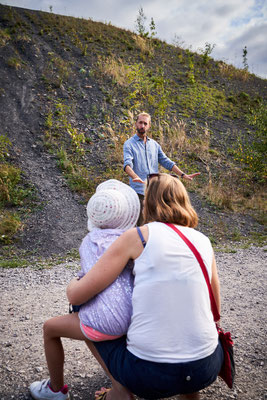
[{"xmin": 29, "ymin": 378, "xmax": 69, "ymax": 400}]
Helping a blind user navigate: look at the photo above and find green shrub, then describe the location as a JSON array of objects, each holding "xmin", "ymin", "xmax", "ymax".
[
  {"xmin": 0, "ymin": 28, "xmax": 11, "ymax": 46},
  {"xmin": 0, "ymin": 163, "xmax": 21, "ymax": 205},
  {"xmin": 0, "ymin": 211, "xmax": 22, "ymax": 243},
  {"xmin": 233, "ymin": 102, "xmax": 267, "ymax": 182},
  {"xmin": 0, "ymin": 163, "xmax": 32, "ymax": 207},
  {"xmin": 0, "ymin": 134, "xmax": 11, "ymax": 161}
]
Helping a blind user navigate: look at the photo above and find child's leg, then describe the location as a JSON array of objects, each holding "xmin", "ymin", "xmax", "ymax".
[
  {"xmin": 43, "ymin": 314, "xmax": 134, "ymax": 399},
  {"xmin": 43, "ymin": 312, "xmax": 85, "ymax": 391}
]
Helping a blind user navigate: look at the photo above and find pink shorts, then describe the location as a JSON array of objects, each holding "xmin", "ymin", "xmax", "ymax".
[{"xmin": 80, "ymin": 322, "xmax": 123, "ymax": 342}]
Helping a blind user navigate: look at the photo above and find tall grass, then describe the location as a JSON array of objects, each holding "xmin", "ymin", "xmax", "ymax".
[{"xmin": 133, "ymin": 34, "xmax": 154, "ymax": 57}]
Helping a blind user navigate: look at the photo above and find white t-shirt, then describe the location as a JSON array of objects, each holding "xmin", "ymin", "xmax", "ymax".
[{"xmin": 127, "ymin": 222, "xmax": 219, "ymax": 363}]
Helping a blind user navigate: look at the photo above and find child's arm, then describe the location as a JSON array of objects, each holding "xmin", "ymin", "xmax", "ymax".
[{"xmin": 67, "ymin": 226, "xmax": 146, "ymax": 305}]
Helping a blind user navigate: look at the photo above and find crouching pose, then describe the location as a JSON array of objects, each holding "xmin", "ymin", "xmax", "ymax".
[{"xmin": 30, "ymin": 174, "xmax": 223, "ymax": 400}]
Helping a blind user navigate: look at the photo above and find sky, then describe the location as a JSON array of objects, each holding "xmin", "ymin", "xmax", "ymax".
[{"xmin": 1, "ymin": 0, "xmax": 267, "ymax": 79}]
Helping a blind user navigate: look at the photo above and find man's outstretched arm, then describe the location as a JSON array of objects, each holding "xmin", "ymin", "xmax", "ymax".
[
  {"xmin": 171, "ymin": 164, "xmax": 200, "ymax": 181},
  {"xmin": 124, "ymin": 165, "xmax": 145, "ymax": 184}
]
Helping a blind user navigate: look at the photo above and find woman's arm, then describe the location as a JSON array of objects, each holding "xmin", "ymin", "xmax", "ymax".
[
  {"xmin": 67, "ymin": 227, "xmax": 146, "ymax": 305},
  {"xmin": 211, "ymin": 253, "xmax": 221, "ymax": 315}
]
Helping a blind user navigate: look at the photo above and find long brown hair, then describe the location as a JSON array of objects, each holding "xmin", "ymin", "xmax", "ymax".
[{"xmin": 143, "ymin": 174, "xmax": 198, "ymax": 227}]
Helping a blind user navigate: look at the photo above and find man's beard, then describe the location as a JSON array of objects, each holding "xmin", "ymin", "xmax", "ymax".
[{"xmin": 137, "ymin": 128, "xmax": 145, "ymax": 134}]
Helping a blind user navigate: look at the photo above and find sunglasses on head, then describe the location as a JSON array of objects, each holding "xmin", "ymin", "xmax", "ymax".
[{"xmin": 146, "ymin": 173, "xmax": 179, "ymax": 186}]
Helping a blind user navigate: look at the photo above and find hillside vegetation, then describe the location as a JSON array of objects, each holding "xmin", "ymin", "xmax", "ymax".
[{"xmin": 0, "ymin": 4, "xmax": 266, "ymax": 259}]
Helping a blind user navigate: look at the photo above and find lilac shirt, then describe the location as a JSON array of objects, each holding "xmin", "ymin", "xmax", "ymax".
[{"xmin": 77, "ymin": 228, "xmax": 134, "ymax": 336}]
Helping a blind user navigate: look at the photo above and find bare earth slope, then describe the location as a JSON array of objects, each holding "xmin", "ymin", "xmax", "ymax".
[{"xmin": 0, "ymin": 247, "xmax": 266, "ymax": 400}]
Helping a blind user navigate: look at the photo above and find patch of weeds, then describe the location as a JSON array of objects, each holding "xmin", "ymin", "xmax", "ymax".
[
  {"xmin": 233, "ymin": 102, "xmax": 267, "ymax": 184},
  {"xmin": 156, "ymin": 118, "xmax": 211, "ymax": 169},
  {"xmin": 96, "ymin": 57, "xmax": 172, "ymax": 118},
  {"xmin": 217, "ymin": 61, "xmax": 250, "ymax": 81},
  {"xmin": 209, "ymin": 235, "xmax": 217, "ymax": 245},
  {"xmin": 238, "ymin": 91, "xmax": 250, "ymax": 103},
  {"xmin": 65, "ymin": 248, "xmax": 80, "ymax": 259},
  {"xmin": 32, "ymin": 263, "xmax": 47, "ymax": 270},
  {"xmin": 56, "ymin": 147, "xmax": 96, "ymax": 198},
  {"xmin": 43, "ymin": 98, "xmax": 98, "ymax": 198},
  {"xmin": 0, "ymin": 27, "xmax": 11, "ymax": 46},
  {"xmin": 185, "ymin": 53, "xmax": 196, "ymax": 84},
  {"xmin": 224, "ymin": 248, "xmax": 237, "ymax": 254},
  {"xmin": 96, "ymin": 56, "xmax": 130, "ymax": 86},
  {"xmin": 237, "ymin": 242, "xmax": 252, "ymax": 249},
  {"xmin": 81, "ymin": 43, "xmax": 88, "ymax": 56},
  {"xmin": 0, "ymin": 163, "xmax": 35, "ymax": 208},
  {"xmin": 0, "ymin": 136, "xmax": 38, "ymax": 245},
  {"xmin": 16, "ymin": 32, "xmax": 31, "ymax": 42},
  {"xmin": 102, "ymin": 165, "xmax": 127, "ymax": 183},
  {"xmin": 214, "ymin": 247, "xmax": 237, "ymax": 254},
  {"xmin": 208, "ymin": 148, "xmax": 220, "ymax": 157},
  {"xmin": 0, "ymin": 258, "xmax": 29, "ymax": 268},
  {"xmin": 0, "ymin": 134, "xmax": 11, "ymax": 161},
  {"xmin": 204, "ymin": 179, "xmax": 234, "ymax": 211},
  {"xmin": 178, "ymin": 82, "xmax": 228, "ymax": 120},
  {"xmin": 251, "ymin": 205, "xmax": 267, "ymax": 226},
  {"xmin": 245, "ymin": 102, "xmax": 266, "ymax": 182},
  {"xmin": 45, "ymin": 100, "xmax": 85, "ymax": 155},
  {"xmin": 132, "ymin": 34, "xmax": 154, "ymax": 58},
  {"xmin": 43, "ymin": 52, "xmax": 72, "ymax": 88},
  {"xmin": 231, "ymin": 227, "xmax": 242, "ymax": 242},
  {"xmin": 7, "ymin": 56, "xmax": 23, "ymax": 70},
  {"xmin": 0, "ymin": 211, "xmax": 23, "ymax": 244},
  {"xmin": 247, "ymin": 232, "xmax": 266, "ymax": 247},
  {"xmin": 0, "ymin": 163, "xmax": 22, "ymax": 206}
]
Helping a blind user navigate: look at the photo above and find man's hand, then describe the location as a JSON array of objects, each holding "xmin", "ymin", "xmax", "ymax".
[
  {"xmin": 133, "ymin": 177, "xmax": 146, "ymax": 184},
  {"xmin": 125, "ymin": 165, "xmax": 146, "ymax": 184},
  {"xmin": 183, "ymin": 172, "xmax": 201, "ymax": 181}
]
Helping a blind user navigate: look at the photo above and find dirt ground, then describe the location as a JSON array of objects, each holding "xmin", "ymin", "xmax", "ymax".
[{"xmin": 0, "ymin": 246, "xmax": 266, "ymax": 400}]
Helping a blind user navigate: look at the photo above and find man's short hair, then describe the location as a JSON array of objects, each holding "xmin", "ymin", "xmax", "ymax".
[{"xmin": 136, "ymin": 112, "xmax": 151, "ymax": 123}]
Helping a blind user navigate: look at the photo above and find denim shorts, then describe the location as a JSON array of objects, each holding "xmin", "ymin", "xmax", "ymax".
[{"xmin": 94, "ymin": 336, "xmax": 224, "ymax": 399}]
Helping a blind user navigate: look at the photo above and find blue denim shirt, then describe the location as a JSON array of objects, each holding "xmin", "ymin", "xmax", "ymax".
[{"xmin": 123, "ymin": 134, "xmax": 175, "ymax": 195}]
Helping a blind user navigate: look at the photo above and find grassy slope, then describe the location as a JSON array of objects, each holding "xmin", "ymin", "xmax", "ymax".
[{"xmin": 0, "ymin": 4, "xmax": 266, "ymax": 256}]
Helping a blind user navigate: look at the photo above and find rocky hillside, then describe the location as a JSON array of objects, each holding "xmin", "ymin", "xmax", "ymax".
[{"xmin": 0, "ymin": 4, "xmax": 266, "ymax": 258}]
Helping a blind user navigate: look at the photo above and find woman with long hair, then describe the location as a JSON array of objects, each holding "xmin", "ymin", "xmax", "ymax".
[{"xmin": 31, "ymin": 174, "xmax": 223, "ymax": 400}]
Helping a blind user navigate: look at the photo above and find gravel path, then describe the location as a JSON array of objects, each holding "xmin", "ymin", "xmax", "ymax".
[{"xmin": 0, "ymin": 247, "xmax": 266, "ymax": 400}]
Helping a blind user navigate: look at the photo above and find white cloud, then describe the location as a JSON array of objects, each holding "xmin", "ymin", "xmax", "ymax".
[{"xmin": 214, "ymin": 21, "xmax": 267, "ymax": 76}]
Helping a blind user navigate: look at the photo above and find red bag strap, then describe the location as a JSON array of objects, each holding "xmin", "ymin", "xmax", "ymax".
[{"xmin": 164, "ymin": 222, "xmax": 220, "ymax": 322}]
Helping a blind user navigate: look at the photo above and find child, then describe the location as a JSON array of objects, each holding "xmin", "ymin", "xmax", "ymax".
[{"xmin": 29, "ymin": 179, "xmax": 140, "ymax": 400}]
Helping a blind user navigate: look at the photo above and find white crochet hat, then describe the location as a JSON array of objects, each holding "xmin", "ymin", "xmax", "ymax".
[{"xmin": 87, "ymin": 179, "xmax": 140, "ymax": 231}]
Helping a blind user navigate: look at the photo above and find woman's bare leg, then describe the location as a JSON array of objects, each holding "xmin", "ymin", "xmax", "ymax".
[
  {"xmin": 85, "ymin": 341, "xmax": 134, "ymax": 400},
  {"xmin": 43, "ymin": 313, "xmax": 85, "ymax": 391}
]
